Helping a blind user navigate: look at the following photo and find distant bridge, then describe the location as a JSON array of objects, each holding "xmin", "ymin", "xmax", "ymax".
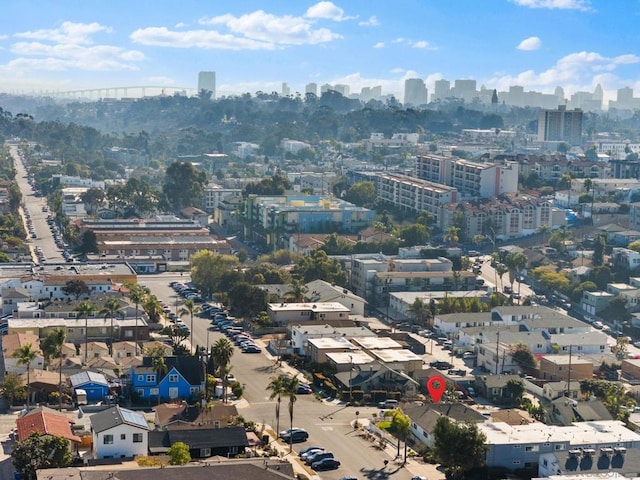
[{"xmin": 2, "ymin": 86, "xmax": 201, "ymax": 100}]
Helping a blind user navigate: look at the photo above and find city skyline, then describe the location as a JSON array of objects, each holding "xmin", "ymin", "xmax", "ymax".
[{"xmin": 0, "ymin": 0, "xmax": 638, "ymax": 104}]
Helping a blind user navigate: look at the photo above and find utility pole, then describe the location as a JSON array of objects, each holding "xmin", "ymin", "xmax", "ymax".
[
  {"xmin": 495, "ymin": 331, "xmax": 500, "ymax": 375},
  {"xmin": 566, "ymin": 344, "xmax": 572, "ymax": 398}
]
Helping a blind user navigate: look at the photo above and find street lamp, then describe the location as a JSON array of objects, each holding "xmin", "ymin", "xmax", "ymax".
[
  {"xmin": 348, "ymin": 354, "xmax": 354, "ymax": 405},
  {"xmin": 384, "ymin": 278, "xmax": 393, "ymax": 332}
]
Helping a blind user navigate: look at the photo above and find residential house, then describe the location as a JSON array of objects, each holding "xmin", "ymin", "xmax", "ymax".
[
  {"xmin": 16, "ymin": 406, "xmax": 81, "ymax": 444},
  {"xmin": 306, "ymin": 337, "xmax": 359, "ymax": 364},
  {"xmin": 154, "ymin": 401, "xmax": 239, "ymax": 430},
  {"xmin": 2, "ymin": 333, "xmax": 44, "ymax": 374},
  {"xmin": 404, "ymin": 403, "xmax": 486, "ymax": 448},
  {"xmin": 80, "ymin": 342, "xmax": 109, "ymax": 360},
  {"xmin": 288, "ymin": 323, "xmax": 376, "ymax": 356},
  {"xmin": 539, "ymin": 355, "xmax": 593, "ymax": 381},
  {"xmin": 112, "ymin": 341, "xmax": 139, "ymax": 362},
  {"xmin": 581, "ymin": 290, "xmax": 614, "ymax": 315},
  {"xmin": 148, "ymin": 427, "xmax": 249, "ymax": 458},
  {"xmin": 69, "ymin": 371, "xmax": 110, "ymax": 402},
  {"xmin": 475, "ymin": 374, "xmax": 524, "ymax": 403},
  {"xmin": 130, "ymin": 356, "xmax": 205, "ymax": 402},
  {"xmin": 548, "ymin": 397, "xmax": 613, "ymax": 426},
  {"xmin": 542, "ymin": 381, "xmax": 582, "ymax": 401},
  {"xmin": 305, "ymin": 279, "xmax": 367, "ymax": 316},
  {"xmin": 539, "ymin": 446, "xmax": 640, "ymax": 479},
  {"xmin": 22, "ymin": 369, "xmax": 61, "ymax": 403},
  {"xmin": 90, "ymin": 405, "xmax": 149, "ymax": 459},
  {"xmin": 267, "ymin": 302, "xmax": 350, "ymax": 326}
]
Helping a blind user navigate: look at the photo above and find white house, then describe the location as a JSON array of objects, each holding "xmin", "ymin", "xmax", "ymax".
[{"xmin": 90, "ymin": 406, "xmax": 149, "ymax": 459}]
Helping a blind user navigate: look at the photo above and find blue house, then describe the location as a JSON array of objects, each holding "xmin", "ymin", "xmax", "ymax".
[
  {"xmin": 130, "ymin": 356, "xmax": 204, "ymax": 402},
  {"xmin": 69, "ymin": 371, "xmax": 110, "ymax": 402}
]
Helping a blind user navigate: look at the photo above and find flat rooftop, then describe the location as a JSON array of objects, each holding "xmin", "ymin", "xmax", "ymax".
[
  {"xmin": 306, "ymin": 337, "xmax": 358, "ymax": 350},
  {"xmin": 351, "ymin": 336, "xmax": 403, "ymax": 350},
  {"xmin": 268, "ymin": 302, "xmax": 350, "ymax": 312},
  {"xmin": 326, "ymin": 351, "xmax": 374, "ymax": 365},
  {"xmin": 370, "ymin": 349, "xmax": 422, "ymax": 363}
]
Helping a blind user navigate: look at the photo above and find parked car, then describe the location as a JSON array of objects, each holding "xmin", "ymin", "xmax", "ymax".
[
  {"xmin": 306, "ymin": 450, "xmax": 334, "ymax": 465},
  {"xmin": 312, "ymin": 457, "xmax": 340, "ymax": 471},
  {"xmin": 280, "ymin": 428, "xmax": 308, "ymax": 443},
  {"xmin": 300, "ymin": 448, "xmax": 325, "ymax": 461},
  {"xmin": 242, "ymin": 345, "xmax": 261, "ymax": 353},
  {"xmin": 297, "ymin": 384, "xmax": 313, "ymax": 394},
  {"xmin": 299, "ymin": 445, "xmax": 323, "ymax": 457}
]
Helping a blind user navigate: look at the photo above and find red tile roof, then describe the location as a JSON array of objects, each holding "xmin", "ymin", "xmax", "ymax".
[{"xmin": 16, "ymin": 407, "xmax": 81, "ymax": 443}]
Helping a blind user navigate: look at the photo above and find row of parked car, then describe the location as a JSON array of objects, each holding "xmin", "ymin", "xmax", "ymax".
[
  {"xmin": 210, "ymin": 313, "xmax": 261, "ymax": 354},
  {"xmin": 295, "ymin": 442, "xmax": 341, "ymax": 471},
  {"xmin": 170, "ymin": 281, "xmax": 204, "ymax": 303}
]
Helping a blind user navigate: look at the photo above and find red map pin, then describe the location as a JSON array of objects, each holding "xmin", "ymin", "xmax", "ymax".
[{"xmin": 427, "ymin": 375, "xmax": 446, "ymax": 403}]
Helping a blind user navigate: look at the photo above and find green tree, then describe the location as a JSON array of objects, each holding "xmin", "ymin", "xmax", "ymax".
[
  {"xmin": 80, "ymin": 187, "xmax": 105, "ymax": 215},
  {"xmin": 142, "ymin": 294, "xmax": 163, "ymax": 324},
  {"xmin": 267, "ymin": 375, "xmax": 287, "ymax": 437},
  {"xmin": 387, "ymin": 408, "xmax": 411, "ymax": 462},
  {"xmin": 536, "ymin": 224, "xmax": 551, "ymax": 245},
  {"xmin": 282, "ymin": 375, "xmax": 299, "ymax": 453},
  {"xmin": 178, "ymin": 298, "xmax": 201, "ymax": 354},
  {"xmin": 0, "ymin": 373, "xmax": 25, "ymax": 405},
  {"xmin": 443, "ymin": 225, "xmax": 460, "ymax": 247},
  {"xmin": 13, "ymin": 344, "xmax": 36, "ymax": 408},
  {"xmin": 407, "ymin": 298, "xmax": 429, "ymax": 326},
  {"xmin": 12, "ymin": 433, "xmax": 73, "ymax": 479},
  {"xmin": 344, "ymin": 181, "xmax": 376, "ymax": 206},
  {"xmin": 78, "ymin": 230, "xmax": 98, "ymax": 254},
  {"xmin": 510, "ymin": 343, "xmax": 537, "ymax": 371},
  {"xmin": 505, "ymin": 379, "xmax": 525, "ymax": 404},
  {"xmin": 612, "ymin": 336, "xmax": 630, "ymax": 360},
  {"xmin": 163, "ymin": 161, "xmax": 207, "ymax": 210},
  {"xmin": 126, "ymin": 282, "xmax": 149, "ymax": 356},
  {"xmin": 40, "ymin": 328, "xmax": 66, "ymax": 411},
  {"xmin": 571, "ymin": 281, "xmax": 598, "ymax": 303},
  {"xmin": 285, "ymin": 279, "xmax": 308, "ymax": 303},
  {"xmin": 293, "ymin": 249, "xmax": 347, "ymax": 286},
  {"xmin": 167, "ymin": 441, "xmax": 191, "ymax": 465},
  {"xmin": 505, "ymin": 251, "xmax": 527, "ymax": 294},
  {"xmin": 190, "ymin": 250, "xmax": 239, "ymax": 299},
  {"xmin": 74, "ymin": 300, "xmax": 97, "ymax": 364},
  {"xmin": 432, "ymin": 416, "xmax": 488, "ymax": 480},
  {"xmin": 62, "ymin": 279, "xmax": 90, "ymax": 300},
  {"xmin": 399, "ymin": 223, "xmax": 429, "ymax": 247},
  {"xmin": 211, "ymin": 338, "xmax": 234, "ymax": 402},
  {"xmin": 592, "ymin": 233, "xmax": 606, "ymax": 267},
  {"xmin": 99, "ymin": 298, "xmax": 124, "ymax": 355},
  {"xmin": 495, "ymin": 263, "xmax": 508, "ymax": 292},
  {"xmin": 228, "ymin": 282, "xmax": 269, "ymax": 320}
]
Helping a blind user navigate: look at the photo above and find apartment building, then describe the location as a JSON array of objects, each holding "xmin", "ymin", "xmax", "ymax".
[
  {"xmin": 416, "ymin": 154, "xmax": 518, "ymax": 199},
  {"xmin": 202, "ymin": 184, "xmax": 242, "ymax": 213},
  {"xmin": 537, "ymin": 105, "xmax": 583, "ymax": 146},
  {"xmin": 374, "ymin": 173, "xmax": 457, "ymax": 222},
  {"xmin": 243, "ymin": 194, "xmax": 374, "ymax": 250}
]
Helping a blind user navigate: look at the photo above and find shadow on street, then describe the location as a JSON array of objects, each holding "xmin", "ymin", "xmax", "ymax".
[{"xmin": 360, "ymin": 465, "xmax": 403, "ymax": 479}]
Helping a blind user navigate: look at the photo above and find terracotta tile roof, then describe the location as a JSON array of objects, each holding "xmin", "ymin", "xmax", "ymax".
[{"xmin": 16, "ymin": 407, "xmax": 81, "ymax": 442}]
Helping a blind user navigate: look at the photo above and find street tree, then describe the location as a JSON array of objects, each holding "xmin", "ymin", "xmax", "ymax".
[
  {"xmin": 432, "ymin": 416, "xmax": 488, "ymax": 480},
  {"xmin": 0, "ymin": 373, "xmax": 25, "ymax": 405},
  {"xmin": 99, "ymin": 298, "xmax": 125, "ymax": 355},
  {"xmin": 228, "ymin": 282, "xmax": 269, "ymax": 320},
  {"xmin": 142, "ymin": 294, "xmax": 163, "ymax": 324},
  {"xmin": 399, "ymin": 223, "xmax": 429, "ymax": 247},
  {"xmin": 13, "ymin": 343, "xmax": 37, "ymax": 409},
  {"xmin": 178, "ymin": 298, "xmax": 201, "ymax": 353},
  {"xmin": 267, "ymin": 375, "xmax": 287, "ymax": 437},
  {"xmin": 190, "ymin": 250, "xmax": 239, "ymax": 298},
  {"xmin": 505, "ymin": 251, "xmax": 527, "ymax": 293},
  {"xmin": 126, "ymin": 282, "xmax": 150, "ymax": 356},
  {"xmin": 74, "ymin": 300, "xmax": 97, "ymax": 364},
  {"xmin": 211, "ymin": 338, "xmax": 234, "ymax": 402},
  {"xmin": 12, "ymin": 433, "xmax": 73, "ymax": 479},
  {"xmin": 282, "ymin": 375, "xmax": 299, "ymax": 453}
]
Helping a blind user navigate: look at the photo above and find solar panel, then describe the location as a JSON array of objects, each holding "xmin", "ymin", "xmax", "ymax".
[{"xmin": 120, "ymin": 408, "xmax": 148, "ymax": 429}]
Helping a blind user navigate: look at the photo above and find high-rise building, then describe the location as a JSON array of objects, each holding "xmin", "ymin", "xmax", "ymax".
[
  {"xmin": 282, "ymin": 82, "xmax": 290, "ymax": 97},
  {"xmin": 197, "ymin": 71, "xmax": 216, "ymax": 99},
  {"xmin": 404, "ymin": 78, "xmax": 428, "ymax": 107},
  {"xmin": 537, "ymin": 105, "xmax": 583, "ymax": 146},
  {"xmin": 453, "ymin": 79, "xmax": 477, "ymax": 101},
  {"xmin": 433, "ymin": 79, "xmax": 451, "ymax": 101},
  {"xmin": 305, "ymin": 83, "xmax": 318, "ymax": 96}
]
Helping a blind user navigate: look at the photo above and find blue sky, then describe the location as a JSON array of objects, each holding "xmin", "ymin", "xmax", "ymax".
[{"xmin": 0, "ymin": 0, "xmax": 638, "ymax": 104}]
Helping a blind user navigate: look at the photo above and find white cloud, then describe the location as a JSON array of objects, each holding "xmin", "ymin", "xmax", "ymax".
[
  {"xmin": 174, "ymin": 22, "xmax": 188, "ymax": 28},
  {"xmin": 373, "ymin": 42, "xmax": 385, "ymax": 48},
  {"xmin": 510, "ymin": 0, "xmax": 592, "ymax": 11},
  {"xmin": 517, "ymin": 36, "xmax": 542, "ymax": 51},
  {"xmin": 131, "ymin": 27, "xmax": 277, "ymax": 50},
  {"xmin": 392, "ymin": 38, "xmax": 437, "ymax": 50},
  {"xmin": 192, "ymin": 9, "xmax": 342, "ymax": 47},
  {"xmin": 15, "ymin": 22, "xmax": 112, "ymax": 45},
  {"xmin": 359, "ymin": 16, "xmax": 379, "ymax": 26},
  {"xmin": 305, "ymin": 1, "xmax": 356, "ymax": 21},
  {"xmin": 486, "ymin": 51, "xmax": 640, "ymax": 98},
  {"xmin": 0, "ymin": 35, "xmax": 8, "ymax": 40},
  {"xmin": 2, "ymin": 22, "xmax": 143, "ymax": 75}
]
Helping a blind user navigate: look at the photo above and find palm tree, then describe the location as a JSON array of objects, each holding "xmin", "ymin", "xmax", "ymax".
[
  {"xmin": 505, "ymin": 252, "xmax": 527, "ymax": 297},
  {"xmin": 443, "ymin": 225, "xmax": 460, "ymax": 247},
  {"xmin": 282, "ymin": 376, "xmax": 300, "ymax": 453},
  {"xmin": 45, "ymin": 328, "xmax": 66, "ymax": 411},
  {"xmin": 536, "ymin": 224, "xmax": 551, "ymax": 246},
  {"xmin": 267, "ymin": 375, "xmax": 287, "ymax": 437},
  {"xmin": 495, "ymin": 263, "xmax": 508, "ymax": 293},
  {"xmin": 13, "ymin": 343, "xmax": 37, "ymax": 410},
  {"xmin": 211, "ymin": 338, "xmax": 234, "ymax": 402},
  {"xmin": 284, "ymin": 279, "xmax": 308, "ymax": 303},
  {"xmin": 126, "ymin": 283, "xmax": 149, "ymax": 357},
  {"xmin": 178, "ymin": 298, "xmax": 201, "ymax": 354},
  {"xmin": 148, "ymin": 345, "xmax": 168, "ymax": 405},
  {"xmin": 99, "ymin": 298, "xmax": 124, "ymax": 356},
  {"xmin": 75, "ymin": 300, "xmax": 97, "ymax": 364}
]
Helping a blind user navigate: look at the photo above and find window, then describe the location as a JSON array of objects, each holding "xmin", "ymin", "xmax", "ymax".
[
  {"xmin": 133, "ymin": 433, "xmax": 143, "ymax": 443},
  {"xmin": 120, "ymin": 434, "xmax": 126, "ymax": 440},
  {"xmin": 137, "ymin": 389, "xmax": 144, "ymax": 397},
  {"xmin": 103, "ymin": 434, "xmax": 114, "ymax": 444},
  {"xmin": 146, "ymin": 375, "xmax": 155, "ymax": 382},
  {"xmin": 138, "ymin": 375, "xmax": 144, "ymax": 381},
  {"xmin": 200, "ymin": 448, "xmax": 211, "ymax": 457},
  {"xmin": 169, "ymin": 374, "xmax": 179, "ymax": 382},
  {"xmin": 124, "ymin": 330, "xmax": 133, "ymax": 338},
  {"xmin": 513, "ymin": 460, "xmax": 521, "ymax": 465}
]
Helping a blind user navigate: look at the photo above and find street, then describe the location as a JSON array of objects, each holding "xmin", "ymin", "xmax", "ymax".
[{"xmin": 139, "ymin": 273, "xmax": 423, "ymax": 480}]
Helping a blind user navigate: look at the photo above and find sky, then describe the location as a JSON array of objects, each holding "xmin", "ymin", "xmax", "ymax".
[{"xmin": 0, "ymin": 0, "xmax": 639, "ymax": 105}]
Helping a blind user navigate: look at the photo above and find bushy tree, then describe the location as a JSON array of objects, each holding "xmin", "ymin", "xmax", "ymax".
[
  {"xmin": 163, "ymin": 161, "xmax": 207, "ymax": 210},
  {"xmin": 12, "ymin": 433, "xmax": 73, "ymax": 479},
  {"xmin": 293, "ymin": 249, "xmax": 347, "ymax": 286},
  {"xmin": 344, "ymin": 181, "xmax": 376, "ymax": 206},
  {"xmin": 190, "ymin": 250, "xmax": 239, "ymax": 298},
  {"xmin": 167, "ymin": 441, "xmax": 191, "ymax": 465},
  {"xmin": 432, "ymin": 416, "xmax": 487, "ymax": 480}
]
